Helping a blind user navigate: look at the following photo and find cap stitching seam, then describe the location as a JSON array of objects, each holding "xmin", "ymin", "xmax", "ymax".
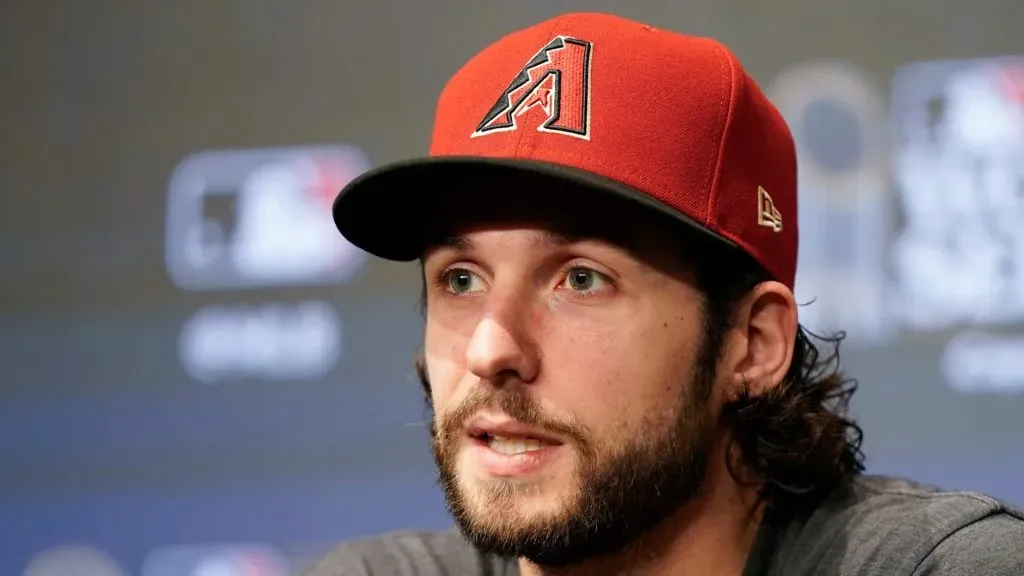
[{"xmin": 706, "ymin": 43, "xmax": 740, "ymax": 231}]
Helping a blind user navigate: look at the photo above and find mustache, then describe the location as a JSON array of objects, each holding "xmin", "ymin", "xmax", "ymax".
[{"xmin": 435, "ymin": 386, "xmax": 586, "ymax": 446}]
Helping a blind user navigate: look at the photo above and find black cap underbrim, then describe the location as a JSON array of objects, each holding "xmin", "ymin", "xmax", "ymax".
[{"xmin": 332, "ymin": 156, "xmax": 737, "ymax": 261}]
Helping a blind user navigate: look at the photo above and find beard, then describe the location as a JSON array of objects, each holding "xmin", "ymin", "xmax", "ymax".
[{"xmin": 428, "ymin": 359, "xmax": 717, "ymax": 568}]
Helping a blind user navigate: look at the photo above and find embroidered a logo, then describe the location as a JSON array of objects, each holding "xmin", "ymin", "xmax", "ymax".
[{"xmin": 472, "ymin": 36, "xmax": 593, "ymax": 140}]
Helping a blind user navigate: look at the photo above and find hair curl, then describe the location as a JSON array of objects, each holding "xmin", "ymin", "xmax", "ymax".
[{"xmin": 691, "ymin": 238, "xmax": 865, "ymax": 511}]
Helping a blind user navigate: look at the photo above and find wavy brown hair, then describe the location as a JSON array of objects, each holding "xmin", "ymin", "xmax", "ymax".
[
  {"xmin": 414, "ymin": 229, "xmax": 865, "ymax": 511},
  {"xmin": 691, "ymin": 238, "xmax": 865, "ymax": 511}
]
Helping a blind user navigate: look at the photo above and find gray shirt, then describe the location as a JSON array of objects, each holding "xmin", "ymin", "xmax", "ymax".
[{"xmin": 303, "ymin": 475, "xmax": 1024, "ymax": 575}]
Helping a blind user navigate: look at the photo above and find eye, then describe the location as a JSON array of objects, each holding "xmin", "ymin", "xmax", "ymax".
[
  {"xmin": 562, "ymin": 266, "xmax": 610, "ymax": 293},
  {"xmin": 444, "ymin": 268, "xmax": 485, "ymax": 294}
]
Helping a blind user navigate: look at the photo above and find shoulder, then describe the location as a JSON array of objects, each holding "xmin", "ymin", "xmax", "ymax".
[
  {"xmin": 300, "ymin": 529, "xmax": 516, "ymax": 576},
  {"xmin": 914, "ymin": 512, "xmax": 1024, "ymax": 575},
  {"xmin": 824, "ymin": 475, "xmax": 1024, "ymax": 532},
  {"xmin": 763, "ymin": 475, "xmax": 1024, "ymax": 575}
]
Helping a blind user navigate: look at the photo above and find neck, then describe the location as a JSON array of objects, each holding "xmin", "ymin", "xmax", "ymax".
[{"xmin": 517, "ymin": 455, "xmax": 766, "ymax": 576}]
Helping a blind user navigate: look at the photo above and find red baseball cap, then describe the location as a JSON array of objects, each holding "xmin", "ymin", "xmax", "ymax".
[{"xmin": 333, "ymin": 12, "xmax": 798, "ymax": 288}]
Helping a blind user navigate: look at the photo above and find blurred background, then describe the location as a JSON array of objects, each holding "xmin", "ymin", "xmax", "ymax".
[{"xmin": 3, "ymin": 1, "xmax": 1024, "ymax": 574}]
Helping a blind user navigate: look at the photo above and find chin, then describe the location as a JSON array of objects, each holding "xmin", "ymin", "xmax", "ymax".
[
  {"xmin": 459, "ymin": 496, "xmax": 573, "ymax": 542},
  {"xmin": 456, "ymin": 469, "xmax": 578, "ymax": 518},
  {"xmin": 462, "ymin": 470, "xmax": 571, "ymax": 502},
  {"xmin": 451, "ymin": 485, "xmax": 597, "ymax": 567}
]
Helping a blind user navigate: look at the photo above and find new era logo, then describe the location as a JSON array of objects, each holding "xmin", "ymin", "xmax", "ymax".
[{"xmin": 757, "ymin": 186, "xmax": 783, "ymax": 232}]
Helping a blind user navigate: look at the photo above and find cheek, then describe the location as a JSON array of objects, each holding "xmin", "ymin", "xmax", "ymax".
[
  {"xmin": 537, "ymin": 325, "xmax": 646, "ymax": 428},
  {"xmin": 542, "ymin": 309, "xmax": 702, "ymax": 427},
  {"xmin": 423, "ymin": 318, "xmax": 470, "ymax": 411}
]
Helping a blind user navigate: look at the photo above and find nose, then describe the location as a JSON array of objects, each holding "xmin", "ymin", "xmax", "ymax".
[{"xmin": 465, "ymin": 307, "xmax": 540, "ymax": 385}]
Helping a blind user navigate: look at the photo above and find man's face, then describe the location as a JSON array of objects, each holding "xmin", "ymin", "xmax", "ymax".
[{"xmin": 421, "ymin": 199, "xmax": 727, "ymax": 566}]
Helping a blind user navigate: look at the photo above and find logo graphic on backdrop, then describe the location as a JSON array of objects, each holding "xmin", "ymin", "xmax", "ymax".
[
  {"xmin": 23, "ymin": 544, "xmax": 126, "ymax": 576},
  {"xmin": 768, "ymin": 60, "xmax": 893, "ymax": 347},
  {"xmin": 891, "ymin": 56, "xmax": 1024, "ymax": 393},
  {"xmin": 178, "ymin": 300, "xmax": 342, "ymax": 385},
  {"xmin": 165, "ymin": 146, "xmax": 370, "ymax": 291},
  {"xmin": 891, "ymin": 57, "xmax": 1024, "ymax": 330},
  {"xmin": 472, "ymin": 35, "xmax": 593, "ymax": 139},
  {"xmin": 141, "ymin": 543, "xmax": 288, "ymax": 576}
]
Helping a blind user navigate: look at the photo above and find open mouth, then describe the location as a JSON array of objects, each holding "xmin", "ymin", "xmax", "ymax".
[
  {"xmin": 463, "ymin": 419, "xmax": 567, "ymax": 476},
  {"xmin": 471, "ymin": 431, "xmax": 559, "ymax": 455}
]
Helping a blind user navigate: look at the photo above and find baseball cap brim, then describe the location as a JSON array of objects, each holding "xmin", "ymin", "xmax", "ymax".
[{"xmin": 332, "ymin": 156, "xmax": 738, "ymax": 261}]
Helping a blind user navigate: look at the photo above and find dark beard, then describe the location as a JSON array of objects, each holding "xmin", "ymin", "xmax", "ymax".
[{"xmin": 430, "ymin": 370, "xmax": 716, "ymax": 568}]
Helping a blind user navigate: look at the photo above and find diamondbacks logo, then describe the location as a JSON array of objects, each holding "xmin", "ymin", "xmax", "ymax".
[{"xmin": 472, "ymin": 35, "xmax": 593, "ymax": 140}]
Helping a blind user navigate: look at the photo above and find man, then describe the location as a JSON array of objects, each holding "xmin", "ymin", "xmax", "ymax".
[{"xmin": 308, "ymin": 12, "xmax": 1024, "ymax": 576}]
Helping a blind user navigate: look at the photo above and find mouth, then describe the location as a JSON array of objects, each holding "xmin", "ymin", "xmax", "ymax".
[
  {"xmin": 462, "ymin": 416, "xmax": 567, "ymax": 477},
  {"xmin": 470, "ymin": 431, "xmax": 561, "ymax": 455}
]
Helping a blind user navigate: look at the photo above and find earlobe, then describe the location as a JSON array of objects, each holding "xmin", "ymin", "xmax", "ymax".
[{"xmin": 730, "ymin": 281, "xmax": 798, "ymax": 397}]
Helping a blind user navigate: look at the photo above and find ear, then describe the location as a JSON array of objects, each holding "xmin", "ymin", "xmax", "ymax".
[{"xmin": 721, "ymin": 281, "xmax": 798, "ymax": 398}]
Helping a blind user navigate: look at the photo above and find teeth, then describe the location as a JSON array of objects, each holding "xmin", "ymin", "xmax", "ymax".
[{"xmin": 487, "ymin": 435, "xmax": 547, "ymax": 455}]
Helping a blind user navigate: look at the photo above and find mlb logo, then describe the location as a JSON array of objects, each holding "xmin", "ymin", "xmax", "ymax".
[
  {"xmin": 141, "ymin": 544, "xmax": 288, "ymax": 576},
  {"xmin": 165, "ymin": 145, "xmax": 371, "ymax": 291}
]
